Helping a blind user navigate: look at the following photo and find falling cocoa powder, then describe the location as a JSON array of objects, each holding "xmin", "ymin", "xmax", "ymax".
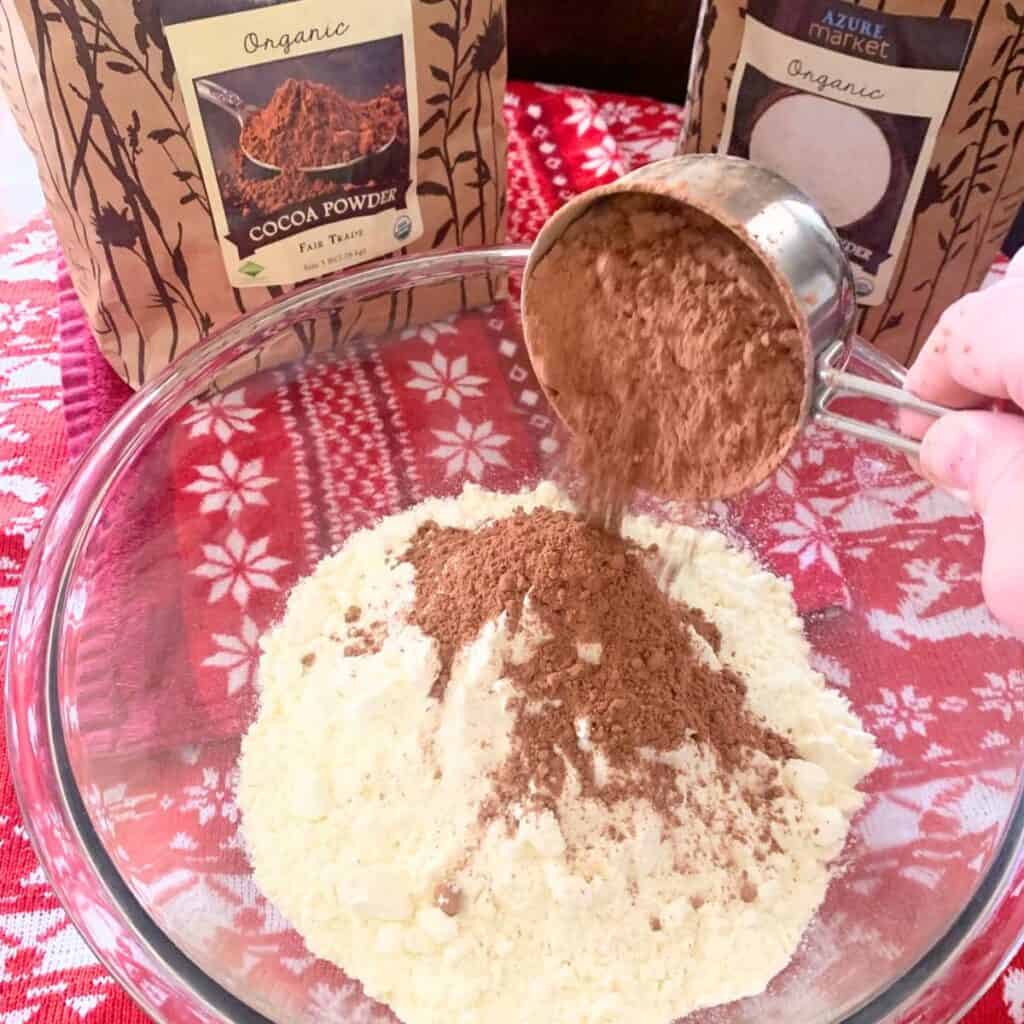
[
  {"xmin": 523, "ymin": 192, "xmax": 806, "ymax": 516},
  {"xmin": 403, "ymin": 507, "xmax": 795, "ymax": 823}
]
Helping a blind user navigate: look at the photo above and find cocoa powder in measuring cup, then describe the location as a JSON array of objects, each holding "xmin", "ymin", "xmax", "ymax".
[{"xmin": 523, "ymin": 191, "xmax": 805, "ymax": 515}]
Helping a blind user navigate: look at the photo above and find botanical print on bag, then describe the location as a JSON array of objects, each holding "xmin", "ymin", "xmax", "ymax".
[{"xmin": 0, "ymin": 0, "xmax": 507, "ymax": 387}]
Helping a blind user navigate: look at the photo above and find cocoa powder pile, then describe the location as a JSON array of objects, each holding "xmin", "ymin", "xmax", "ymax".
[
  {"xmin": 242, "ymin": 79, "xmax": 407, "ymax": 170},
  {"xmin": 403, "ymin": 507, "xmax": 795, "ymax": 826},
  {"xmin": 221, "ymin": 79, "xmax": 409, "ymax": 217},
  {"xmin": 523, "ymin": 192, "xmax": 806, "ymax": 512},
  {"xmin": 219, "ymin": 151, "xmax": 340, "ymax": 219}
]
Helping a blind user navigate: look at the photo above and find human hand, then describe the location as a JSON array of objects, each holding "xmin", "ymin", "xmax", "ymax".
[{"xmin": 901, "ymin": 250, "xmax": 1024, "ymax": 636}]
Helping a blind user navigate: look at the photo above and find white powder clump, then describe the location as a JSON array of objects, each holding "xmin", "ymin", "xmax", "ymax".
[
  {"xmin": 238, "ymin": 481, "xmax": 878, "ymax": 1024},
  {"xmin": 749, "ymin": 95, "xmax": 892, "ymax": 228}
]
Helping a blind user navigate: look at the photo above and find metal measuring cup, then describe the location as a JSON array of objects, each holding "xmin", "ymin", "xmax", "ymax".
[{"xmin": 524, "ymin": 154, "xmax": 950, "ymax": 469}]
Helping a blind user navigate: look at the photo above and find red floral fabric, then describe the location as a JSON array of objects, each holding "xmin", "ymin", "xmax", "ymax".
[{"xmin": 0, "ymin": 81, "xmax": 1017, "ymax": 1023}]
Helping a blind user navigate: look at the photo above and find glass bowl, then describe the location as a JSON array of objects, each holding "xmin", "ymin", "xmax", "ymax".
[{"xmin": 7, "ymin": 247, "xmax": 1024, "ymax": 1024}]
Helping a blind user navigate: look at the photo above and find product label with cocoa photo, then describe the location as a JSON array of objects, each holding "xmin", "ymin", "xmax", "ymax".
[
  {"xmin": 718, "ymin": 0, "xmax": 971, "ymax": 303},
  {"xmin": 162, "ymin": 0, "xmax": 423, "ymax": 288}
]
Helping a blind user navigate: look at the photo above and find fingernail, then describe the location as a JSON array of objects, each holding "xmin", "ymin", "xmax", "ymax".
[{"xmin": 921, "ymin": 422, "xmax": 979, "ymax": 493}]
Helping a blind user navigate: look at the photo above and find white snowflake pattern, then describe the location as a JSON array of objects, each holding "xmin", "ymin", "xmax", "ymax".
[
  {"xmin": 581, "ymin": 136, "xmax": 625, "ymax": 179},
  {"xmin": 867, "ymin": 557, "xmax": 1007, "ymax": 649},
  {"xmin": 193, "ymin": 531, "xmax": 288, "ymax": 605},
  {"xmin": 307, "ymin": 980, "xmax": 385, "ymax": 1024},
  {"xmin": 563, "ymin": 95, "xmax": 607, "ymax": 137},
  {"xmin": 183, "ymin": 390, "xmax": 261, "ymax": 444},
  {"xmin": 617, "ymin": 132, "xmax": 679, "ymax": 168},
  {"xmin": 406, "ymin": 351, "xmax": 488, "ymax": 408},
  {"xmin": 0, "ymin": 455, "xmax": 47, "ymax": 504},
  {"xmin": 754, "ymin": 461, "xmax": 798, "ymax": 497},
  {"xmin": 430, "ymin": 417, "xmax": 511, "ymax": 479},
  {"xmin": 867, "ymin": 685, "xmax": 935, "ymax": 740},
  {"xmin": 0, "ymin": 415, "xmax": 28, "ymax": 445},
  {"xmin": 169, "ymin": 832, "xmax": 199, "ymax": 851},
  {"xmin": 184, "ymin": 451, "xmax": 276, "ymax": 517},
  {"xmin": 597, "ymin": 100, "xmax": 644, "ymax": 127},
  {"xmin": 0, "ymin": 227, "xmax": 59, "ymax": 282},
  {"xmin": 973, "ymin": 670, "xmax": 1024, "ymax": 723},
  {"xmin": 982, "ymin": 730, "xmax": 1009, "ymax": 748},
  {"xmin": 809, "ymin": 651, "xmax": 850, "ymax": 688},
  {"xmin": 308, "ymin": 983, "xmax": 349, "ymax": 1022},
  {"xmin": 1005, "ymin": 967, "xmax": 1024, "ymax": 1024},
  {"xmin": 202, "ymin": 615, "xmax": 260, "ymax": 695},
  {"xmin": 0, "ymin": 299, "xmax": 42, "ymax": 335},
  {"xmin": 400, "ymin": 313, "xmax": 459, "ymax": 346},
  {"xmin": 180, "ymin": 767, "xmax": 239, "ymax": 827},
  {"xmin": 771, "ymin": 502, "xmax": 841, "ymax": 572}
]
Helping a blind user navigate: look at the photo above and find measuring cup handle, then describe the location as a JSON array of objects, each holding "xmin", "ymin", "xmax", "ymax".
[
  {"xmin": 847, "ymin": 335, "xmax": 908, "ymax": 388},
  {"xmin": 814, "ymin": 337, "xmax": 952, "ymax": 457}
]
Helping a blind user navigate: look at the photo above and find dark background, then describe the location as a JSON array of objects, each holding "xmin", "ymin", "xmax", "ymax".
[{"xmin": 508, "ymin": 0, "xmax": 698, "ymax": 103}]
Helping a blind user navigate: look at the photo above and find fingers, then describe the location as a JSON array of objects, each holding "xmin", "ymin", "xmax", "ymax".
[
  {"xmin": 899, "ymin": 298, "xmax": 984, "ymax": 441},
  {"xmin": 920, "ymin": 410, "xmax": 1024, "ymax": 637},
  {"xmin": 937, "ymin": 280, "xmax": 1024, "ymax": 404},
  {"xmin": 900, "ymin": 279, "xmax": 1024, "ymax": 440},
  {"xmin": 902, "ymin": 256, "xmax": 1024, "ymax": 635}
]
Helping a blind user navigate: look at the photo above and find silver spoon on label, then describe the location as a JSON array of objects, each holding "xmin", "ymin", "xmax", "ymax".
[
  {"xmin": 195, "ymin": 78, "xmax": 397, "ymax": 181},
  {"xmin": 525, "ymin": 154, "xmax": 957, "ymax": 465}
]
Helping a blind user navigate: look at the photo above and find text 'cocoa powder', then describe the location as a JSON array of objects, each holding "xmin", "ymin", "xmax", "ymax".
[
  {"xmin": 403, "ymin": 508, "xmax": 795, "ymax": 824},
  {"xmin": 523, "ymin": 192, "xmax": 806, "ymax": 515}
]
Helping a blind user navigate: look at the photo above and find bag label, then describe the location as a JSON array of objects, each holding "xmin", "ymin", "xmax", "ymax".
[
  {"xmin": 162, "ymin": 0, "xmax": 423, "ymax": 288},
  {"xmin": 719, "ymin": 0, "xmax": 971, "ymax": 304}
]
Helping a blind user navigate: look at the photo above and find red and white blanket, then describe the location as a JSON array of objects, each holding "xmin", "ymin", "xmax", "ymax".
[{"xmin": 0, "ymin": 81, "xmax": 1020, "ymax": 1023}]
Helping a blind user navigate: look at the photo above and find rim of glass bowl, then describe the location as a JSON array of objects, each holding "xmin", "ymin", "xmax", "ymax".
[{"xmin": 5, "ymin": 245, "xmax": 1024, "ymax": 1024}]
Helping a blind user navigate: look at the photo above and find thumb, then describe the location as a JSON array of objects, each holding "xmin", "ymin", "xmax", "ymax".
[{"xmin": 921, "ymin": 411, "xmax": 1024, "ymax": 637}]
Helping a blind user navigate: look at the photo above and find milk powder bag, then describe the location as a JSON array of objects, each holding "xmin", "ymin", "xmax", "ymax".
[{"xmin": 680, "ymin": 0, "xmax": 1024, "ymax": 364}]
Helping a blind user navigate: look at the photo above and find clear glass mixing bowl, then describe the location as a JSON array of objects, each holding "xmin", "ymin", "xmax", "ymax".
[{"xmin": 7, "ymin": 247, "xmax": 1024, "ymax": 1024}]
